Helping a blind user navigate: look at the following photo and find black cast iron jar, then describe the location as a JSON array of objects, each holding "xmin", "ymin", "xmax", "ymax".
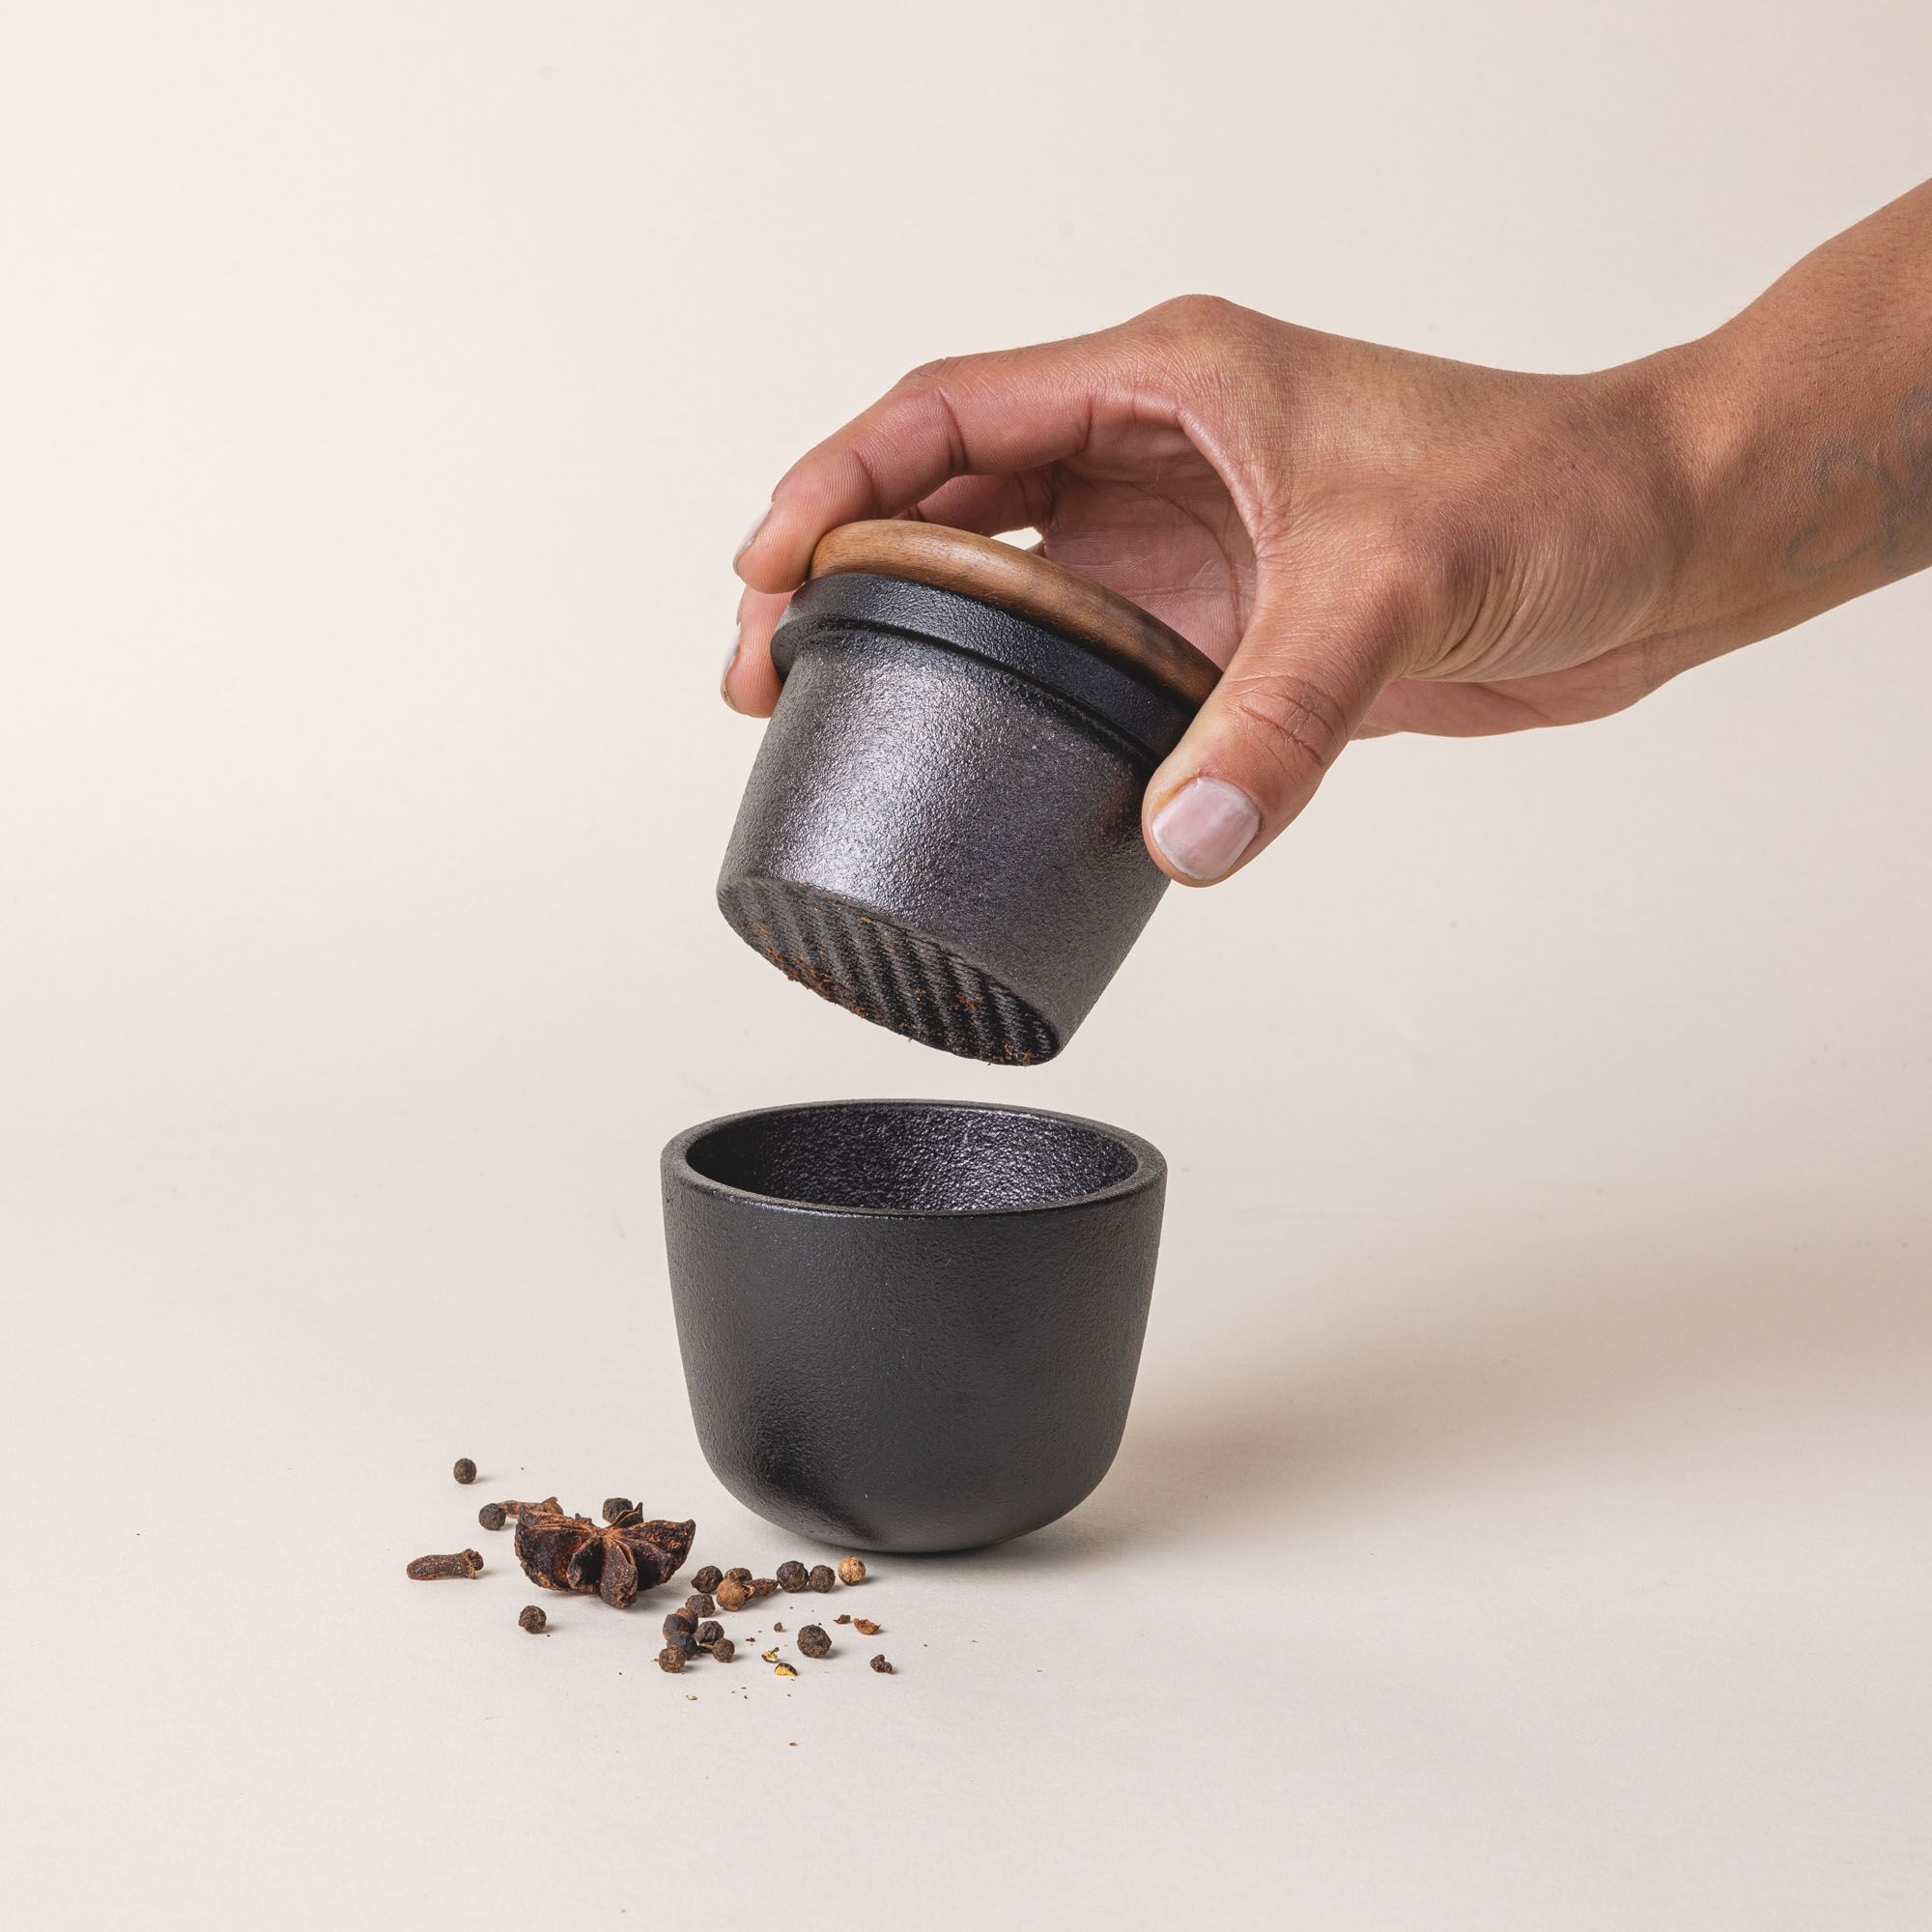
[
  {"xmin": 662, "ymin": 1098, "xmax": 1166, "ymax": 1553},
  {"xmin": 718, "ymin": 522, "xmax": 1219, "ymax": 1065}
]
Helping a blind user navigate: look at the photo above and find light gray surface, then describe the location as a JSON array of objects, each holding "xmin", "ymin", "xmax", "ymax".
[{"xmin": 3, "ymin": 4, "xmax": 1929, "ymax": 1927}]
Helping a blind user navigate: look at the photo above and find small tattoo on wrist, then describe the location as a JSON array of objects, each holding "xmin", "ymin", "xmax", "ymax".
[{"xmin": 1784, "ymin": 385, "xmax": 1932, "ymax": 581}]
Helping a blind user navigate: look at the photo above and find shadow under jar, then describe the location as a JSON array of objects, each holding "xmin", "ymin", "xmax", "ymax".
[
  {"xmin": 718, "ymin": 522, "xmax": 1218, "ymax": 1065},
  {"xmin": 662, "ymin": 1099, "xmax": 1166, "ymax": 1553}
]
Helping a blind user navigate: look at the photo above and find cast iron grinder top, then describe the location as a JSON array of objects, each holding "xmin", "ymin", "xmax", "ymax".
[{"xmin": 717, "ymin": 521, "xmax": 1219, "ymax": 1065}]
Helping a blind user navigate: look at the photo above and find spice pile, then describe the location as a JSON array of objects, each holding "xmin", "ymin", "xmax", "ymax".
[{"xmin": 405, "ymin": 1460, "xmax": 895, "ymax": 1678}]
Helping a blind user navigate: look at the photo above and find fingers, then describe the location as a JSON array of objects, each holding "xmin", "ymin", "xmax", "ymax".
[
  {"xmin": 721, "ymin": 586, "xmax": 792, "ymax": 717},
  {"xmin": 1144, "ymin": 565, "xmax": 1429, "ymax": 884},
  {"xmin": 733, "ymin": 335, "xmax": 1117, "ymax": 593}
]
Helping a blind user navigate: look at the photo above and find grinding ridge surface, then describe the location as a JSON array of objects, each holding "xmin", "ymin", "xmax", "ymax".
[{"xmin": 719, "ymin": 876, "xmax": 1060, "ymax": 1065}]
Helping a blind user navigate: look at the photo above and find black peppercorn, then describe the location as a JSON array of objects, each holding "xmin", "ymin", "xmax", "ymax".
[
  {"xmin": 837, "ymin": 1555, "xmax": 867, "ymax": 1585},
  {"xmin": 797, "ymin": 1625, "xmax": 832, "ymax": 1659},
  {"xmin": 518, "ymin": 1605, "xmax": 548, "ymax": 1634},
  {"xmin": 724, "ymin": 1568, "xmax": 753, "ymax": 1587},
  {"xmin": 663, "ymin": 1607, "xmax": 697, "ymax": 1653},
  {"xmin": 692, "ymin": 1565, "xmax": 724, "ymax": 1594},
  {"xmin": 686, "ymin": 1592, "xmax": 715, "ymax": 1620},
  {"xmin": 696, "ymin": 1620, "xmax": 723, "ymax": 1647},
  {"xmin": 477, "ymin": 1502, "xmax": 508, "ymax": 1532},
  {"xmin": 869, "ymin": 1654, "xmax": 893, "ymax": 1673},
  {"xmin": 656, "ymin": 1645, "xmax": 687, "ymax": 1674},
  {"xmin": 601, "ymin": 1497, "xmax": 635, "ymax": 1524},
  {"xmin": 452, "ymin": 1459, "xmax": 477, "ymax": 1485},
  {"xmin": 706, "ymin": 1635, "xmax": 735, "ymax": 1662},
  {"xmin": 808, "ymin": 1564, "xmax": 836, "ymax": 1593},
  {"xmin": 715, "ymin": 1577, "xmax": 751, "ymax": 1612},
  {"xmin": 776, "ymin": 1560, "xmax": 810, "ymax": 1593}
]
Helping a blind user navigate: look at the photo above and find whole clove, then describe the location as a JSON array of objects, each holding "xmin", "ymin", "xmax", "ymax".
[
  {"xmin": 692, "ymin": 1565, "xmax": 724, "ymax": 1594},
  {"xmin": 808, "ymin": 1565, "xmax": 836, "ymax": 1593},
  {"xmin": 407, "ymin": 1549, "xmax": 482, "ymax": 1580},
  {"xmin": 776, "ymin": 1560, "xmax": 810, "ymax": 1593},
  {"xmin": 837, "ymin": 1555, "xmax": 867, "ymax": 1586},
  {"xmin": 853, "ymin": 1618, "xmax": 882, "ymax": 1636},
  {"xmin": 518, "ymin": 1605, "xmax": 548, "ymax": 1634},
  {"xmin": 696, "ymin": 1620, "xmax": 723, "ymax": 1647},
  {"xmin": 477, "ymin": 1502, "xmax": 508, "ymax": 1532},
  {"xmin": 715, "ymin": 1577, "xmax": 752, "ymax": 1612},
  {"xmin": 452, "ymin": 1459, "xmax": 477, "ymax": 1485},
  {"xmin": 797, "ymin": 1625, "xmax": 832, "ymax": 1659},
  {"xmin": 656, "ymin": 1645, "xmax": 687, "ymax": 1674},
  {"xmin": 869, "ymin": 1655, "xmax": 894, "ymax": 1674},
  {"xmin": 750, "ymin": 1577, "xmax": 779, "ymax": 1599}
]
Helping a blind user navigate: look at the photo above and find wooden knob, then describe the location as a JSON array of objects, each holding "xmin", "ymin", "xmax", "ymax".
[{"xmin": 807, "ymin": 521, "xmax": 1219, "ymax": 711}]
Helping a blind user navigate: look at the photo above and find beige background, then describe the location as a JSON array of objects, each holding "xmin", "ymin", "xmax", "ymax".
[{"xmin": 3, "ymin": 4, "xmax": 1929, "ymax": 1927}]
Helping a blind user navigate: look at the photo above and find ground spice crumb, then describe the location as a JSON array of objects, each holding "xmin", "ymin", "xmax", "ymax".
[
  {"xmin": 452, "ymin": 1459, "xmax": 477, "ymax": 1485},
  {"xmin": 692, "ymin": 1565, "xmax": 724, "ymax": 1594},
  {"xmin": 808, "ymin": 1564, "xmax": 836, "ymax": 1593},
  {"xmin": 773, "ymin": 1662, "xmax": 797, "ymax": 1678},
  {"xmin": 869, "ymin": 1655, "xmax": 893, "ymax": 1673},
  {"xmin": 772, "ymin": 1620, "xmax": 784, "ymax": 1632},
  {"xmin": 853, "ymin": 1618, "xmax": 881, "ymax": 1636},
  {"xmin": 837, "ymin": 1555, "xmax": 867, "ymax": 1585},
  {"xmin": 518, "ymin": 1605, "xmax": 548, "ymax": 1634},
  {"xmin": 797, "ymin": 1625, "xmax": 832, "ymax": 1659},
  {"xmin": 776, "ymin": 1560, "xmax": 810, "ymax": 1592},
  {"xmin": 407, "ymin": 1549, "xmax": 482, "ymax": 1579},
  {"xmin": 835, "ymin": 1613, "xmax": 851, "ymax": 1624},
  {"xmin": 477, "ymin": 1502, "xmax": 508, "ymax": 1532}
]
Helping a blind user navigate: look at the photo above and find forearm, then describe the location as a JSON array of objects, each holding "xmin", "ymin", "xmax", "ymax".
[{"xmin": 1648, "ymin": 179, "xmax": 1932, "ymax": 667}]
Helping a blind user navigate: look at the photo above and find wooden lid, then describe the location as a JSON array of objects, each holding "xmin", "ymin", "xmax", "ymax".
[{"xmin": 808, "ymin": 521, "xmax": 1219, "ymax": 711}]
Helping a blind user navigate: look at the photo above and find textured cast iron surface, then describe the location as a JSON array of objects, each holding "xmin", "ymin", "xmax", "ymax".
[
  {"xmin": 662, "ymin": 1099, "xmax": 1166, "ymax": 1553},
  {"xmin": 717, "ymin": 572, "xmax": 1195, "ymax": 1065},
  {"xmin": 716, "ymin": 876, "xmax": 1059, "ymax": 1065}
]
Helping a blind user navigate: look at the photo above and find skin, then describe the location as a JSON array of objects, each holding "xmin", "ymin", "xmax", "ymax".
[{"xmin": 726, "ymin": 180, "xmax": 1932, "ymax": 884}]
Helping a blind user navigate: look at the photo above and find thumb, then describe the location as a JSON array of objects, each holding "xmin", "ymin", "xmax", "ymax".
[{"xmin": 1143, "ymin": 570, "xmax": 1417, "ymax": 884}]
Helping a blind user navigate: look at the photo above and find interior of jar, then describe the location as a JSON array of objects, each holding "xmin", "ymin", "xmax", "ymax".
[{"xmin": 682, "ymin": 1102, "xmax": 1141, "ymax": 1213}]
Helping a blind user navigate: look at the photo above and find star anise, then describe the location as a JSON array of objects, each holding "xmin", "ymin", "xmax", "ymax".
[{"xmin": 510, "ymin": 1497, "xmax": 696, "ymax": 1609}]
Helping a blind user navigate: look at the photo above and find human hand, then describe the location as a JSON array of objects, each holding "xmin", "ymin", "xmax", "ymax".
[
  {"xmin": 728, "ymin": 177, "xmax": 1932, "ymax": 885},
  {"xmin": 725, "ymin": 298, "xmax": 1706, "ymax": 884}
]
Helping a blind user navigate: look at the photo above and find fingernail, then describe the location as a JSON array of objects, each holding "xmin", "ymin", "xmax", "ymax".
[
  {"xmin": 733, "ymin": 502, "xmax": 772, "ymax": 563},
  {"xmin": 1150, "ymin": 776, "xmax": 1262, "ymax": 881},
  {"xmin": 720, "ymin": 623, "xmax": 742, "ymax": 709}
]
